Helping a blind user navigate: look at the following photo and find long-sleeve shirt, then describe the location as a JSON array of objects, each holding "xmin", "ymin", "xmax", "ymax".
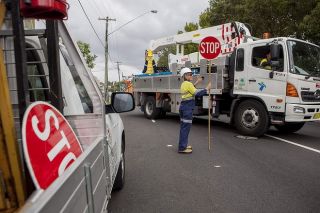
[{"xmin": 180, "ymin": 81, "xmax": 207, "ymax": 101}]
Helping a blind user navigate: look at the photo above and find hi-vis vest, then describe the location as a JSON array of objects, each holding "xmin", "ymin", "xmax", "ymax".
[
  {"xmin": 260, "ymin": 58, "xmax": 271, "ymax": 70},
  {"xmin": 181, "ymin": 81, "xmax": 197, "ymax": 101}
]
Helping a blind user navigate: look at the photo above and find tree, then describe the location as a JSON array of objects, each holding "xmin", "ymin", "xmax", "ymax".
[
  {"xmin": 183, "ymin": 22, "xmax": 199, "ymax": 55},
  {"xmin": 156, "ymin": 46, "xmax": 176, "ymax": 68},
  {"xmin": 299, "ymin": 1, "xmax": 320, "ymax": 44},
  {"xmin": 199, "ymin": 0, "xmax": 320, "ymax": 45},
  {"xmin": 77, "ymin": 41, "xmax": 97, "ymax": 69}
]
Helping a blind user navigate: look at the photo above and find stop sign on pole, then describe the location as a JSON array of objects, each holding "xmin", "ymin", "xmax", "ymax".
[
  {"xmin": 22, "ymin": 101, "xmax": 83, "ymax": 190},
  {"xmin": 199, "ymin": 36, "xmax": 221, "ymax": 60}
]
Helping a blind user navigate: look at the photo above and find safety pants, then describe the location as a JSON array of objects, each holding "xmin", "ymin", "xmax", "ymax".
[{"xmin": 178, "ymin": 108, "xmax": 193, "ymax": 151}]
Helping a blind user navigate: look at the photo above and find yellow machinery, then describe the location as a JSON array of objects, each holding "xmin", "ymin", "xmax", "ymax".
[
  {"xmin": 0, "ymin": 2, "xmax": 27, "ymax": 212},
  {"xmin": 145, "ymin": 49, "xmax": 155, "ymax": 74}
]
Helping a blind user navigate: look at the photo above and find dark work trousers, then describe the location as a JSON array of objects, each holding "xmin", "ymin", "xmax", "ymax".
[{"xmin": 178, "ymin": 100, "xmax": 195, "ymax": 151}]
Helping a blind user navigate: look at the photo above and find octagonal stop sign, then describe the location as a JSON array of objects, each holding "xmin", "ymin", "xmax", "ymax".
[
  {"xmin": 22, "ymin": 101, "xmax": 83, "ymax": 190},
  {"xmin": 199, "ymin": 36, "xmax": 222, "ymax": 60}
]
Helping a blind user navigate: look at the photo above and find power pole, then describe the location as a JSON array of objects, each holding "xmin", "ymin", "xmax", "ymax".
[
  {"xmin": 116, "ymin": 61, "xmax": 121, "ymax": 91},
  {"xmin": 98, "ymin": 17, "xmax": 116, "ymax": 102}
]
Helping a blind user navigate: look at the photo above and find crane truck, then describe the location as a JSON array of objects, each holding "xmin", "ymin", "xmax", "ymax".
[
  {"xmin": 0, "ymin": 1, "xmax": 134, "ymax": 212},
  {"xmin": 133, "ymin": 22, "xmax": 320, "ymax": 136}
]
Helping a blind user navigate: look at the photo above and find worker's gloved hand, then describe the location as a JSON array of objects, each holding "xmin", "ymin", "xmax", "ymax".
[{"xmin": 196, "ymin": 75, "xmax": 203, "ymax": 82}]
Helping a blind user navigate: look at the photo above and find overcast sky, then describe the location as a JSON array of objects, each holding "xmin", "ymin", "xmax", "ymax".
[{"xmin": 66, "ymin": 0, "xmax": 209, "ymax": 82}]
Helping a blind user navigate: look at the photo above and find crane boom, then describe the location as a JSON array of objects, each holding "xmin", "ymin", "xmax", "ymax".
[{"xmin": 149, "ymin": 22, "xmax": 251, "ymax": 55}]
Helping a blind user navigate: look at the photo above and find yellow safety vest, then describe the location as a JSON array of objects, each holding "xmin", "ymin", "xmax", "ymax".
[
  {"xmin": 260, "ymin": 58, "xmax": 271, "ymax": 70},
  {"xmin": 181, "ymin": 81, "xmax": 196, "ymax": 100}
]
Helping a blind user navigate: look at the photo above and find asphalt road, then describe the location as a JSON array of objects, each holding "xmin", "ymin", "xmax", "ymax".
[{"xmin": 108, "ymin": 109, "xmax": 320, "ymax": 213}]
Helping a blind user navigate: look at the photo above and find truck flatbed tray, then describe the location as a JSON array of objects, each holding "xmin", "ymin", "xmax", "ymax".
[{"xmin": 135, "ymin": 72, "xmax": 172, "ymax": 77}]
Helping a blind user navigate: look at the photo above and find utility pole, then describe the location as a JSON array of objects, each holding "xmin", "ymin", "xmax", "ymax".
[
  {"xmin": 116, "ymin": 61, "xmax": 121, "ymax": 91},
  {"xmin": 98, "ymin": 17, "xmax": 116, "ymax": 103}
]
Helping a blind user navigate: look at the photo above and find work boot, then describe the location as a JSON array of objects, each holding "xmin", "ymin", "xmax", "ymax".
[{"xmin": 178, "ymin": 148, "xmax": 192, "ymax": 154}]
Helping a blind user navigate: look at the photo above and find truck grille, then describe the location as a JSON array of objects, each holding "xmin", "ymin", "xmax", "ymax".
[{"xmin": 301, "ymin": 90, "xmax": 320, "ymax": 102}]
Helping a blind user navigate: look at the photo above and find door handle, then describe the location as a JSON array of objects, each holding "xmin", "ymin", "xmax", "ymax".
[{"xmin": 249, "ymin": 79, "xmax": 256, "ymax": 82}]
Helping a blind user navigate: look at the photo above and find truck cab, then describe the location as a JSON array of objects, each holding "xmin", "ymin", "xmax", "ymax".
[
  {"xmin": 0, "ymin": 3, "xmax": 134, "ymax": 212},
  {"xmin": 232, "ymin": 38, "xmax": 320, "ymax": 135}
]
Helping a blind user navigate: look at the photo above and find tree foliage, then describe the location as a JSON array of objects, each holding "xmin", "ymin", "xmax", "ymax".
[
  {"xmin": 157, "ymin": 46, "xmax": 176, "ymax": 68},
  {"xmin": 182, "ymin": 22, "xmax": 199, "ymax": 55},
  {"xmin": 199, "ymin": 0, "xmax": 320, "ymax": 45},
  {"xmin": 77, "ymin": 41, "xmax": 97, "ymax": 69}
]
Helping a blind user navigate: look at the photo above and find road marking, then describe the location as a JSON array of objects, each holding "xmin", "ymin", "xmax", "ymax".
[
  {"xmin": 151, "ymin": 119, "xmax": 156, "ymax": 123},
  {"xmin": 265, "ymin": 134, "xmax": 320, "ymax": 154},
  {"xmin": 166, "ymin": 145, "xmax": 173, "ymax": 147},
  {"xmin": 214, "ymin": 165, "xmax": 221, "ymax": 168},
  {"xmin": 236, "ymin": 135, "xmax": 258, "ymax": 140}
]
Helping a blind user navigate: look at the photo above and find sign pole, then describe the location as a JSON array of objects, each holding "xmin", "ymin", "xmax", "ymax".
[
  {"xmin": 208, "ymin": 60, "xmax": 212, "ymax": 151},
  {"xmin": 198, "ymin": 36, "xmax": 221, "ymax": 152}
]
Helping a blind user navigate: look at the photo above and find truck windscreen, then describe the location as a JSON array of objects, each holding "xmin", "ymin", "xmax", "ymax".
[{"xmin": 288, "ymin": 40, "xmax": 320, "ymax": 78}]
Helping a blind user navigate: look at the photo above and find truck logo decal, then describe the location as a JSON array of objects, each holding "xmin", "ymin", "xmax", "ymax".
[
  {"xmin": 271, "ymin": 105, "xmax": 281, "ymax": 110},
  {"xmin": 238, "ymin": 78, "xmax": 245, "ymax": 89},
  {"xmin": 258, "ymin": 82, "xmax": 266, "ymax": 91}
]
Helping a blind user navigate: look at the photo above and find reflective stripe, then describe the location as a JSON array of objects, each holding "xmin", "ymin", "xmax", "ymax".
[{"xmin": 181, "ymin": 119, "xmax": 192, "ymax": 123}]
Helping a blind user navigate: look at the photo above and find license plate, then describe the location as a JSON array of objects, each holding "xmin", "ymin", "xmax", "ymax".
[{"xmin": 313, "ymin": 113, "xmax": 320, "ymax": 119}]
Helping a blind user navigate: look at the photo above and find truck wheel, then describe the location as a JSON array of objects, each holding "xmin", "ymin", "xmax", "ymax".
[
  {"xmin": 274, "ymin": 122, "xmax": 305, "ymax": 133},
  {"xmin": 113, "ymin": 147, "xmax": 125, "ymax": 191},
  {"xmin": 234, "ymin": 100, "xmax": 269, "ymax": 137},
  {"xmin": 144, "ymin": 96, "xmax": 161, "ymax": 119}
]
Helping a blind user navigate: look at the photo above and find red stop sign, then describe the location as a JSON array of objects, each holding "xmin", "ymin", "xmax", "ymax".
[
  {"xmin": 22, "ymin": 101, "xmax": 83, "ymax": 189},
  {"xmin": 199, "ymin": 36, "xmax": 222, "ymax": 60}
]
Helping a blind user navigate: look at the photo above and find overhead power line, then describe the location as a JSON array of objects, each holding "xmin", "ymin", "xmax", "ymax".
[{"xmin": 77, "ymin": 0, "xmax": 104, "ymax": 48}]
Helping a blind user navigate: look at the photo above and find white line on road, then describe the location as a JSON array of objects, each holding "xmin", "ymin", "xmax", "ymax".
[{"xmin": 265, "ymin": 134, "xmax": 320, "ymax": 154}]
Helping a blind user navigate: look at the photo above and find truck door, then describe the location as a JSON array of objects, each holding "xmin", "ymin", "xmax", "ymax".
[
  {"xmin": 105, "ymin": 113, "xmax": 122, "ymax": 183},
  {"xmin": 233, "ymin": 48, "xmax": 248, "ymax": 94},
  {"xmin": 246, "ymin": 43, "xmax": 287, "ymax": 112}
]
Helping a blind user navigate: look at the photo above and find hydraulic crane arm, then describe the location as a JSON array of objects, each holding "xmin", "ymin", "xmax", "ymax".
[{"xmin": 149, "ymin": 22, "xmax": 251, "ymax": 54}]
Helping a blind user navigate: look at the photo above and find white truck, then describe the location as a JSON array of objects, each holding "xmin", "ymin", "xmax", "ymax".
[
  {"xmin": 0, "ymin": 2, "xmax": 133, "ymax": 212},
  {"xmin": 133, "ymin": 22, "xmax": 320, "ymax": 136}
]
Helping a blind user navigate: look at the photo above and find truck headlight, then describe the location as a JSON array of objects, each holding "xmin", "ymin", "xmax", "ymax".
[{"xmin": 293, "ymin": 106, "xmax": 305, "ymax": 114}]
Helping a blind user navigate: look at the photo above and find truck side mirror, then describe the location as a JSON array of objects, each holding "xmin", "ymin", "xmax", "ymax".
[
  {"xmin": 110, "ymin": 92, "xmax": 135, "ymax": 113},
  {"xmin": 270, "ymin": 43, "xmax": 280, "ymax": 60},
  {"xmin": 270, "ymin": 43, "xmax": 281, "ymax": 74}
]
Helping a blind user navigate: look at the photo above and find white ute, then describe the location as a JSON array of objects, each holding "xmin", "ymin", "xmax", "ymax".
[{"xmin": 0, "ymin": 2, "xmax": 134, "ymax": 212}]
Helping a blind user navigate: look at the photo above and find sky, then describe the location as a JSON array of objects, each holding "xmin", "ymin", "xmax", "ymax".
[{"xmin": 66, "ymin": 0, "xmax": 209, "ymax": 82}]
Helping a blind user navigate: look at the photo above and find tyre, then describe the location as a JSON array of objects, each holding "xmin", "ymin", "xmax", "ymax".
[
  {"xmin": 113, "ymin": 149, "xmax": 125, "ymax": 191},
  {"xmin": 144, "ymin": 96, "xmax": 161, "ymax": 119},
  {"xmin": 234, "ymin": 100, "xmax": 269, "ymax": 137},
  {"xmin": 274, "ymin": 122, "xmax": 305, "ymax": 133}
]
